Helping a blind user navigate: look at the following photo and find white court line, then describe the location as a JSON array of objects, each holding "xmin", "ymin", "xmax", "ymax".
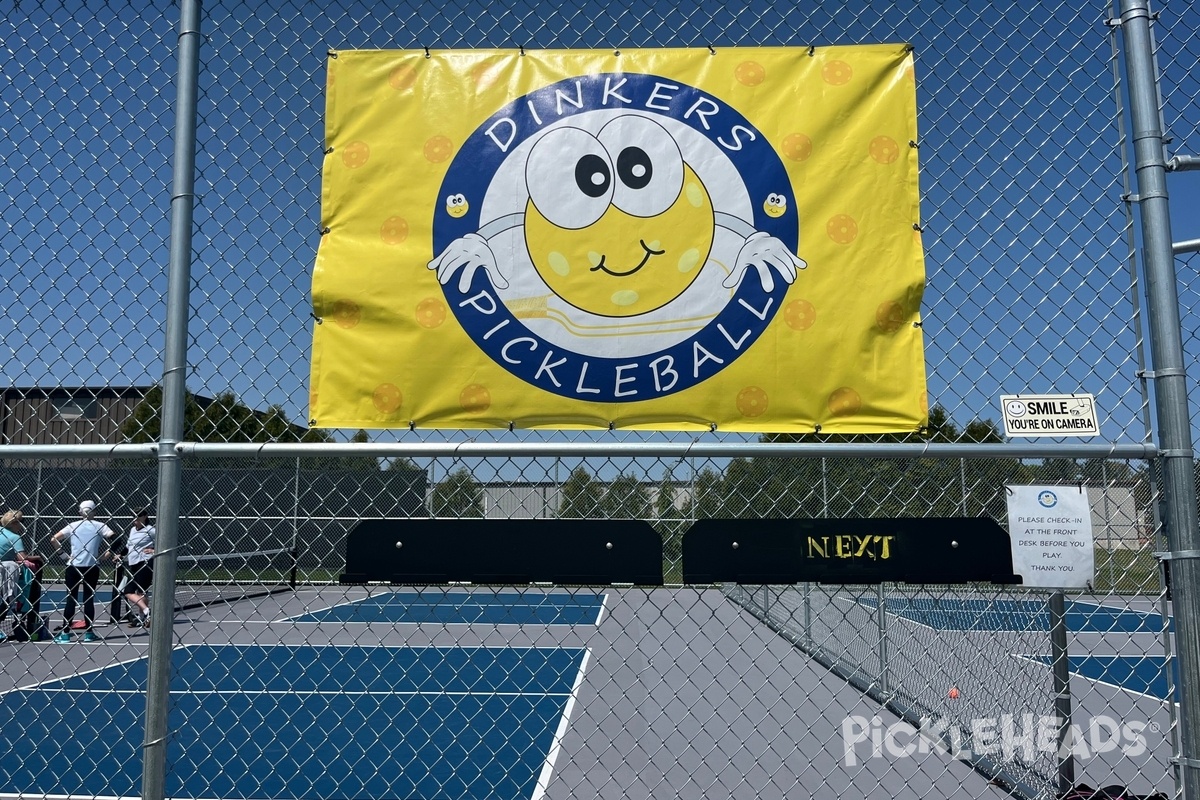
[
  {"xmin": 274, "ymin": 588, "xmax": 370, "ymax": 621},
  {"xmin": 34, "ymin": 688, "xmax": 573, "ymax": 697},
  {"xmin": 278, "ymin": 591, "xmax": 609, "ymax": 625},
  {"xmin": 832, "ymin": 595, "xmax": 1061, "ymax": 635},
  {"xmin": 180, "ymin": 643, "xmax": 586, "ymax": 651},
  {"xmin": 1071, "ymin": 599, "xmax": 1171, "ymax": 629},
  {"xmin": 12, "ymin": 647, "xmax": 160, "ymax": 693},
  {"xmin": 1011, "ymin": 652, "xmax": 1174, "ymax": 704},
  {"xmin": 531, "ymin": 646, "xmax": 591, "ymax": 800},
  {"xmin": 2, "ymin": 794, "xmax": 136, "ymax": 800}
]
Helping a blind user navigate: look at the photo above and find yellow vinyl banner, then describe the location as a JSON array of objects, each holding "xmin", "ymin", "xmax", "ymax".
[{"xmin": 311, "ymin": 46, "xmax": 927, "ymax": 432}]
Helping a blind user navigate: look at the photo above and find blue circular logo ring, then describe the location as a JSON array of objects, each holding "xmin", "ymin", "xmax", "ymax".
[{"xmin": 434, "ymin": 73, "xmax": 797, "ymax": 403}]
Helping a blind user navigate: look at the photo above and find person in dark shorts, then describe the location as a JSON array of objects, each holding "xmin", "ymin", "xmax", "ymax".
[
  {"xmin": 122, "ymin": 508, "xmax": 155, "ymax": 628},
  {"xmin": 51, "ymin": 499, "xmax": 116, "ymax": 643}
]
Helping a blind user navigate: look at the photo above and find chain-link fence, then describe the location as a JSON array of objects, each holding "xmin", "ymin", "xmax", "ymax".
[{"xmin": 3, "ymin": 1, "xmax": 1200, "ymax": 799}]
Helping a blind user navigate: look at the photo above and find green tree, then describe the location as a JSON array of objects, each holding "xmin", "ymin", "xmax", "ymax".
[
  {"xmin": 431, "ymin": 467, "xmax": 483, "ymax": 517},
  {"xmin": 746, "ymin": 404, "xmax": 1026, "ymax": 519},
  {"xmin": 686, "ymin": 467, "xmax": 725, "ymax": 519},
  {"xmin": 601, "ymin": 473, "xmax": 650, "ymax": 519},
  {"xmin": 1033, "ymin": 457, "xmax": 1082, "ymax": 483},
  {"xmin": 655, "ymin": 468, "xmax": 679, "ymax": 519},
  {"xmin": 121, "ymin": 386, "xmax": 380, "ymax": 469},
  {"xmin": 120, "ymin": 386, "xmax": 203, "ymax": 443},
  {"xmin": 559, "ymin": 467, "xmax": 601, "ymax": 518}
]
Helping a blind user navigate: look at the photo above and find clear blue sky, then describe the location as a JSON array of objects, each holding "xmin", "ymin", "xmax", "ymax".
[{"xmin": 2, "ymin": 0, "xmax": 1198, "ymax": 445}]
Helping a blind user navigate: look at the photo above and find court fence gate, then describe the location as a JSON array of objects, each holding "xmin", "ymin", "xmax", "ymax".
[{"xmin": 2, "ymin": 1, "xmax": 1200, "ymax": 799}]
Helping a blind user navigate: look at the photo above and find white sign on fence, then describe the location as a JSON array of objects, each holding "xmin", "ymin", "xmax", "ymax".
[
  {"xmin": 1005, "ymin": 485, "xmax": 1095, "ymax": 589},
  {"xmin": 1000, "ymin": 394, "xmax": 1099, "ymax": 437}
]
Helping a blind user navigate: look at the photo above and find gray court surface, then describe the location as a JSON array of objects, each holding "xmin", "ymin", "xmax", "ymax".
[
  {"xmin": 1, "ymin": 585, "xmax": 1042, "ymax": 800},
  {"xmin": 730, "ymin": 585, "xmax": 1176, "ymax": 799}
]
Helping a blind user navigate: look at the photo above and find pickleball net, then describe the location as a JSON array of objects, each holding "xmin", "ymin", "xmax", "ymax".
[{"xmin": 171, "ymin": 547, "xmax": 299, "ymax": 611}]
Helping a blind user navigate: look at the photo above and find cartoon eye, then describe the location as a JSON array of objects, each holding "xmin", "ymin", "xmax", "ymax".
[
  {"xmin": 597, "ymin": 115, "xmax": 683, "ymax": 218},
  {"xmin": 525, "ymin": 127, "xmax": 614, "ymax": 230},
  {"xmin": 766, "ymin": 193, "xmax": 786, "ymax": 207},
  {"xmin": 446, "ymin": 193, "xmax": 466, "ymax": 207}
]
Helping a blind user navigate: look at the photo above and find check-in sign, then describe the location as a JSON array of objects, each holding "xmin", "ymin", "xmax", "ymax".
[{"xmin": 1001, "ymin": 394, "xmax": 1099, "ymax": 437}]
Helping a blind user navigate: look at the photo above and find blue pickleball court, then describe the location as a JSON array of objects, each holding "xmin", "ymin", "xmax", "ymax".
[
  {"xmin": 3, "ymin": 643, "xmax": 589, "ymax": 800},
  {"xmin": 1019, "ymin": 653, "xmax": 1180, "ymax": 702},
  {"xmin": 288, "ymin": 590, "xmax": 606, "ymax": 625},
  {"xmin": 855, "ymin": 596, "xmax": 1172, "ymax": 634}
]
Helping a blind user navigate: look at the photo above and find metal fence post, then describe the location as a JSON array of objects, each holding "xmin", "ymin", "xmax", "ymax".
[
  {"xmin": 1049, "ymin": 591, "xmax": 1075, "ymax": 795},
  {"xmin": 142, "ymin": 2, "xmax": 202, "ymax": 800},
  {"xmin": 32, "ymin": 461, "xmax": 42, "ymax": 550},
  {"xmin": 877, "ymin": 583, "xmax": 889, "ymax": 696},
  {"xmin": 1119, "ymin": 3, "xmax": 1200, "ymax": 798}
]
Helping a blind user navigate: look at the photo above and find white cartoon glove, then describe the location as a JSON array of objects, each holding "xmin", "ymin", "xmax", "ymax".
[
  {"xmin": 722, "ymin": 231, "xmax": 807, "ymax": 293},
  {"xmin": 427, "ymin": 233, "xmax": 510, "ymax": 292}
]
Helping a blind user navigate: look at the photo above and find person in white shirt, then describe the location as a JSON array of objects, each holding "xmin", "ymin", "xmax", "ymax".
[
  {"xmin": 50, "ymin": 499, "xmax": 116, "ymax": 643},
  {"xmin": 120, "ymin": 507, "xmax": 155, "ymax": 628}
]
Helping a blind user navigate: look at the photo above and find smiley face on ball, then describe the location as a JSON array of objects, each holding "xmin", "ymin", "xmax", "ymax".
[
  {"xmin": 522, "ymin": 115, "xmax": 715, "ymax": 318},
  {"xmin": 763, "ymin": 193, "xmax": 788, "ymax": 218},
  {"xmin": 445, "ymin": 193, "xmax": 469, "ymax": 218}
]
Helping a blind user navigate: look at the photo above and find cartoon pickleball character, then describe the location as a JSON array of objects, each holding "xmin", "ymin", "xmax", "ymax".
[{"xmin": 428, "ymin": 114, "xmax": 805, "ymax": 318}]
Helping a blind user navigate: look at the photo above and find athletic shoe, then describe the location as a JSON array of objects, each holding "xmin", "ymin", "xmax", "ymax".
[
  {"xmin": 53, "ymin": 631, "xmax": 71, "ymax": 644},
  {"xmin": 82, "ymin": 631, "xmax": 100, "ymax": 643}
]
